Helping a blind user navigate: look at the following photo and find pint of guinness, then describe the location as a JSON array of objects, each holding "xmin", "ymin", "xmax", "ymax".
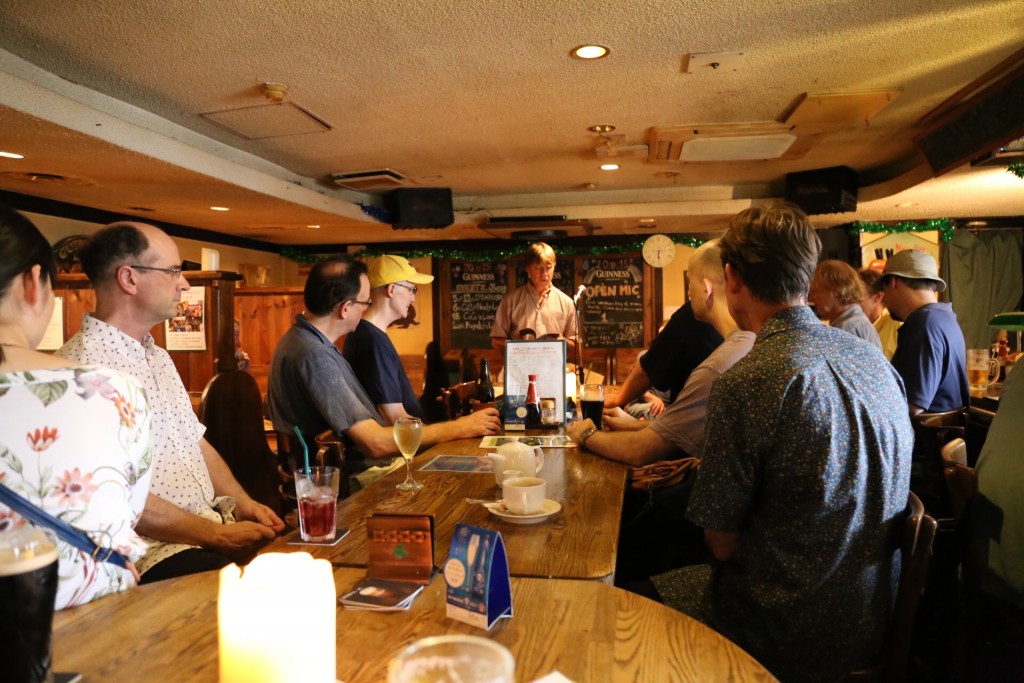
[{"xmin": 0, "ymin": 526, "xmax": 59, "ymax": 683}]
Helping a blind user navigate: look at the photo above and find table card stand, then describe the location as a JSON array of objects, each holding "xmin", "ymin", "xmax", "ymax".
[
  {"xmin": 444, "ymin": 523, "xmax": 512, "ymax": 630},
  {"xmin": 504, "ymin": 339, "xmax": 567, "ymax": 430}
]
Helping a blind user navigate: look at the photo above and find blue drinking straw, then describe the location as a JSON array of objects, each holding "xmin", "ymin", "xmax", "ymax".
[{"xmin": 293, "ymin": 426, "xmax": 310, "ymax": 473}]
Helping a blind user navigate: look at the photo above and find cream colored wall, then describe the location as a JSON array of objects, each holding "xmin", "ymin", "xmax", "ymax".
[{"xmin": 662, "ymin": 245, "xmax": 696, "ymax": 311}]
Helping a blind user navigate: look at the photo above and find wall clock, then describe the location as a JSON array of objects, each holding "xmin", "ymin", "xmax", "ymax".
[{"xmin": 642, "ymin": 234, "xmax": 676, "ymax": 268}]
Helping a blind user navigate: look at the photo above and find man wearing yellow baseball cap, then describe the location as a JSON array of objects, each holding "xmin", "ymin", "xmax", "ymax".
[{"xmin": 344, "ymin": 255, "xmax": 500, "ymax": 436}]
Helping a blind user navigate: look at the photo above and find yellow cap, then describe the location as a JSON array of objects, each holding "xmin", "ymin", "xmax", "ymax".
[{"xmin": 368, "ymin": 254, "xmax": 435, "ymax": 288}]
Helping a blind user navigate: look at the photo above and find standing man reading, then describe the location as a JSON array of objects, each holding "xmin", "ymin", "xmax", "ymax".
[
  {"xmin": 58, "ymin": 222, "xmax": 284, "ymax": 582},
  {"xmin": 490, "ymin": 242, "xmax": 576, "ymax": 353}
]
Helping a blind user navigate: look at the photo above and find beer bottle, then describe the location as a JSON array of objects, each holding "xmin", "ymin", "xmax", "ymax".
[
  {"xmin": 525, "ymin": 374, "xmax": 542, "ymax": 428},
  {"xmin": 477, "ymin": 358, "xmax": 495, "ymax": 403}
]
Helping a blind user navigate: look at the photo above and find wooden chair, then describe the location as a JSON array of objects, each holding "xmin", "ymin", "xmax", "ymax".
[
  {"xmin": 849, "ymin": 491, "xmax": 938, "ymax": 683},
  {"xmin": 198, "ymin": 370, "xmax": 281, "ymax": 515},
  {"xmin": 911, "ymin": 408, "xmax": 967, "ymax": 517},
  {"xmin": 439, "ymin": 381, "xmax": 478, "ymax": 420},
  {"xmin": 420, "ymin": 341, "xmax": 458, "ymax": 423}
]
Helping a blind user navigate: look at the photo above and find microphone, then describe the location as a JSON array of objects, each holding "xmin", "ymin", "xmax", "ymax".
[{"xmin": 573, "ymin": 284, "xmax": 587, "ymax": 305}]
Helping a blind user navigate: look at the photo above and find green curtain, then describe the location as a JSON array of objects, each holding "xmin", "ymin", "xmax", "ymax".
[{"xmin": 944, "ymin": 229, "xmax": 1024, "ymax": 350}]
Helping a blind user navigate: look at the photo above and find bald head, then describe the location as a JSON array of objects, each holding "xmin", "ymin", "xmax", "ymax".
[
  {"xmin": 688, "ymin": 239, "xmax": 724, "ymax": 286},
  {"xmin": 79, "ymin": 221, "xmax": 178, "ymax": 285}
]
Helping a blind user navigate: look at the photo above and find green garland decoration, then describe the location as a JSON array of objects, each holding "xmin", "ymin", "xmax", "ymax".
[
  {"xmin": 1008, "ymin": 162, "xmax": 1024, "ymax": 180},
  {"xmin": 850, "ymin": 218, "xmax": 955, "ymax": 243},
  {"xmin": 282, "ymin": 235, "xmax": 706, "ymax": 264}
]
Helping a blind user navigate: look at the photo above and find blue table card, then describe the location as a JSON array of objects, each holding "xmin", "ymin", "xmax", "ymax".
[{"xmin": 444, "ymin": 523, "xmax": 512, "ymax": 630}]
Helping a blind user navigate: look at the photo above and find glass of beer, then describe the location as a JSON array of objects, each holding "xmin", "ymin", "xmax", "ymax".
[
  {"xmin": 388, "ymin": 635, "xmax": 514, "ymax": 683},
  {"xmin": 580, "ymin": 383, "xmax": 605, "ymax": 430},
  {"xmin": 967, "ymin": 348, "xmax": 998, "ymax": 395},
  {"xmin": 0, "ymin": 526, "xmax": 59, "ymax": 683},
  {"xmin": 394, "ymin": 417, "xmax": 424, "ymax": 492}
]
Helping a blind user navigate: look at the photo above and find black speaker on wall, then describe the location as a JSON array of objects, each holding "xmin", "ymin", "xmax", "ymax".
[
  {"xmin": 785, "ymin": 166, "xmax": 859, "ymax": 215},
  {"xmin": 384, "ymin": 188, "xmax": 454, "ymax": 229}
]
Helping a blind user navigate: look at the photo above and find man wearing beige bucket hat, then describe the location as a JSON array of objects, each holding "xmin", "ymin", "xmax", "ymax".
[{"xmin": 872, "ymin": 249, "xmax": 968, "ymax": 415}]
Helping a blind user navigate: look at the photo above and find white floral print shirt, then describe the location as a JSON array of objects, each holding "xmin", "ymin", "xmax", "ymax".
[{"xmin": 0, "ymin": 365, "xmax": 153, "ymax": 609}]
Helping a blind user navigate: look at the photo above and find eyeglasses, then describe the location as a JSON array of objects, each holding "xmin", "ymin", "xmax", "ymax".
[
  {"xmin": 129, "ymin": 264, "xmax": 183, "ymax": 278},
  {"xmin": 393, "ymin": 283, "xmax": 418, "ymax": 295},
  {"xmin": 347, "ymin": 299, "xmax": 373, "ymax": 309}
]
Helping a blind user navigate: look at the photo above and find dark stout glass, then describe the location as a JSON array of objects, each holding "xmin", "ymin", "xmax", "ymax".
[{"xmin": 1, "ymin": 529, "xmax": 59, "ymax": 683}]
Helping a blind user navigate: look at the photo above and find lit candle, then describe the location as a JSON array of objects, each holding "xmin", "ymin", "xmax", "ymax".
[{"xmin": 219, "ymin": 552, "xmax": 336, "ymax": 683}]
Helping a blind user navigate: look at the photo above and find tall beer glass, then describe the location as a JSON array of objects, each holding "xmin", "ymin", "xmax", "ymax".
[{"xmin": 0, "ymin": 526, "xmax": 59, "ymax": 683}]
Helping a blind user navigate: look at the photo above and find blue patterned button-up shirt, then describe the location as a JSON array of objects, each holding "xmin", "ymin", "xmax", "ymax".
[{"xmin": 687, "ymin": 305, "xmax": 913, "ymax": 683}]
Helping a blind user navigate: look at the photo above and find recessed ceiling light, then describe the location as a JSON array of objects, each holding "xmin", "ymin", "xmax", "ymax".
[
  {"xmin": 600, "ymin": 163, "xmax": 620, "ymax": 171},
  {"xmin": 572, "ymin": 44, "xmax": 610, "ymax": 60},
  {"xmin": 639, "ymin": 218, "xmax": 656, "ymax": 224},
  {"xmin": 588, "ymin": 124, "xmax": 616, "ymax": 133},
  {"xmin": 306, "ymin": 224, "xmax": 321, "ymax": 229},
  {"xmin": 0, "ymin": 151, "xmax": 24, "ymax": 159},
  {"xmin": 210, "ymin": 206, "xmax": 230, "ymax": 211}
]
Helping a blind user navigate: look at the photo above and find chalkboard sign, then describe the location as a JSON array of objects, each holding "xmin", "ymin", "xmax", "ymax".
[
  {"xmin": 448, "ymin": 261, "xmax": 507, "ymax": 349},
  {"xmin": 580, "ymin": 257, "xmax": 644, "ymax": 349}
]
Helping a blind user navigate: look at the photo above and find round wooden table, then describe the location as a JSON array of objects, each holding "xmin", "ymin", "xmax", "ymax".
[{"xmin": 53, "ymin": 566, "xmax": 777, "ymax": 682}]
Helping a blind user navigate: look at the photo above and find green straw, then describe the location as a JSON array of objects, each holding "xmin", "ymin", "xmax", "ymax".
[{"xmin": 293, "ymin": 426, "xmax": 310, "ymax": 473}]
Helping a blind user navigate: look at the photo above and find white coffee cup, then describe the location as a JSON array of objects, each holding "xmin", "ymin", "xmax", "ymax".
[{"xmin": 501, "ymin": 476, "xmax": 546, "ymax": 515}]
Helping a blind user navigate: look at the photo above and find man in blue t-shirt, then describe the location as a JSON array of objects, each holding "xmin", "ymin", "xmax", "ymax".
[
  {"xmin": 343, "ymin": 255, "xmax": 499, "ymax": 437},
  {"xmin": 872, "ymin": 249, "xmax": 969, "ymax": 415}
]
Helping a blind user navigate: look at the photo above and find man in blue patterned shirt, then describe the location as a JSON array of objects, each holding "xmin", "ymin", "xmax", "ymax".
[{"xmin": 653, "ymin": 206, "xmax": 914, "ymax": 682}]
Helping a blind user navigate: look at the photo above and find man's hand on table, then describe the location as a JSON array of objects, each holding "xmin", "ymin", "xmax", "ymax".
[
  {"xmin": 206, "ymin": 520, "xmax": 277, "ymax": 565},
  {"xmin": 455, "ymin": 407, "xmax": 502, "ymax": 436},
  {"xmin": 234, "ymin": 496, "xmax": 286, "ymax": 534}
]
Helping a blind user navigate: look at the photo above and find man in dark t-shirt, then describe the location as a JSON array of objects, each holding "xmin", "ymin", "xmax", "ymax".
[{"xmin": 606, "ymin": 302, "xmax": 722, "ymax": 410}]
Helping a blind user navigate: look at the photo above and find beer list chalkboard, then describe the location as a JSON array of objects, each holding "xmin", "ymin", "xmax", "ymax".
[
  {"xmin": 449, "ymin": 261, "xmax": 507, "ymax": 349},
  {"xmin": 580, "ymin": 257, "xmax": 645, "ymax": 349}
]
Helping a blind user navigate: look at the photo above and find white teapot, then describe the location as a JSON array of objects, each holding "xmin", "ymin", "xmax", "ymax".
[{"xmin": 486, "ymin": 441, "xmax": 545, "ymax": 485}]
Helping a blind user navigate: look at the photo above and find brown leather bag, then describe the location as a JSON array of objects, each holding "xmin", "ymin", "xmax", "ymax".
[{"xmin": 629, "ymin": 457, "xmax": 699, "ymax": 492}]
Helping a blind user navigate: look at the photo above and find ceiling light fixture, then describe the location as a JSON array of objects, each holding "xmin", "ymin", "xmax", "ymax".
[
  {"xmin": 600, "ymin": 163, "xmax": 620, "ymax": 171},
  {"xmin": 0, "ymin": 151, "xmax": 24, "ymax": 159},
  {"xmin": 588, "ymin": 124, "xmax": 615, "ymax": 133},
  {"xmin": 210, "ymin": 206, "xmax": 230, "ymax": 211},
  {"xmin": 262, "ymin": 82, "xmax": 288, "ymax": 103},
  {"xmin": 306, "ymin": 224, "xmax": 320, "ymax": 229},
  {"xmin": 572, "ymin": 44, "xmax": 609, "ymax": 60}
]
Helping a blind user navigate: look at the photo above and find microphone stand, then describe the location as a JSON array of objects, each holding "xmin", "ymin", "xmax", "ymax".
[{"xmin": 574, "ymin": 296, "xmax": 585, "ymax": 391}]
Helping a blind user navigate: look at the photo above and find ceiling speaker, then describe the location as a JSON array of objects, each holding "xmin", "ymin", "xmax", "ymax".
[
  {"xmin": 785, "ymin": 166, "xmax": 858, "ymax": 215},
  {"xmin": 384, "ymin": 188, "xmax": 453, "ymax": 229}
]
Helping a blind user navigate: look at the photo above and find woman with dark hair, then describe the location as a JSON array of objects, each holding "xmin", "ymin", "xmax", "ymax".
[{"xmin": 0, "ymin": 206, "xmax": 154, "ymax": 609}]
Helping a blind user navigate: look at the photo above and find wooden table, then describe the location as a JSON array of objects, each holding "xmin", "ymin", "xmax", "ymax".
[
  {"xmin": 263, "ymin": 434, "xmax": 628, "ymax": 582},
  {"xmin": 53, "ymin": 567, "xmax": 778, "ymax": 683}
]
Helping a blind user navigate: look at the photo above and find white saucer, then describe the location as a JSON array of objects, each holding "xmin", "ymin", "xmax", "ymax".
[{"xmin": 487, "ymin": 499, "xmax": 561, "ymax": 524}]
